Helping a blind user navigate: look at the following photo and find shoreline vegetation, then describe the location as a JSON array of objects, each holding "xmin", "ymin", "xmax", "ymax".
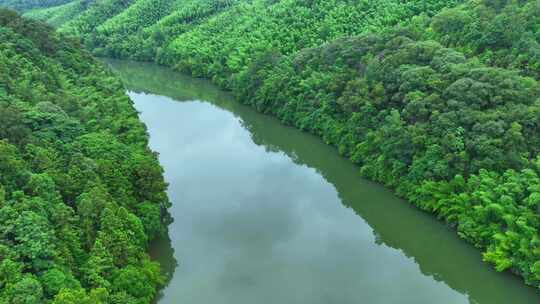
[
  {"xmin": 1, "ymin": 0, "xmax": 540, "ymax": 300},
  {"xmin": 0, "ymin": 10, "xmax": 172, "ymax": 303}
]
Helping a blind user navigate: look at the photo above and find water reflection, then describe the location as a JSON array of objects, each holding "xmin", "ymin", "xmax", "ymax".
[
  {"xmin": 106, "ymin": 59, "xmax": 540, "ymax": 304},
  {"xmin": 149, "ymin": 233, "xmax": 177, "ymax": 301}
]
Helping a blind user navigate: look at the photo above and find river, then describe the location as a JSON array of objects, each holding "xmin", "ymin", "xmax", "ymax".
[{"xmin": 106, "ymin": 59, "xmax": 540, "ymax": 304}]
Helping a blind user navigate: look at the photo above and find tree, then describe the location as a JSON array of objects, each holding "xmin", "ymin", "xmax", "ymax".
[{"xmin": 4, "ymin": 276, "xmax": 44, "ymax": 304}]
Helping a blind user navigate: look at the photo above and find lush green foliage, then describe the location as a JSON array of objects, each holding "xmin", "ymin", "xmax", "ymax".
[
  {"xmin": 0, "ymin": 0, "xmax": 71, "ymax": 12},
  {"xmin": 0, "ymin": 10, "xmax": 170, "ymax": 303},
  {"xmin": 424, "ymin": 0, "xmax": 540, "ymax": 78},
  {"xmin": 24, "ymin": 0, "xmax": 90, "ymax": 27},
  {"xmin": 160, "ymin": 0, "xmax": 463, "ymax": 87},
  {"xmin": 90, "ymin": 0, "xmax": 179, "ymax": 59},
  {"xmin": 234, "ymin": 32, "xmax": 540, "ymax": 285},
  {"xmin": 59, "ymin": 0, "xmax": 137, "ymax": 37},
  {"xmin": 94, "ymin": 0, "xmax": 239, "ymax": 60},
  {"xmin": 29, "ymin": 0, "xmax": 540, "ymax": 291},
  {"xmin": 56, "ymin": 0, "xmax": 462, "ymax": 87},
  {"xmin": 25, "ymin": 0, "xmax": 241, "ymax": 60}
]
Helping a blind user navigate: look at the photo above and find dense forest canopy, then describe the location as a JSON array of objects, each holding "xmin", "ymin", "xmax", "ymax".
[
  {"xmin": 0, "ymin": 0, "xmax": 72, "ymax": 12},
  {"xmin": 24, "ymin": 0, "xmax": 540, "ymax": 294},
  {"xmin": 0, "ymin": 9, "xmax": 171, "ymax": 303}
]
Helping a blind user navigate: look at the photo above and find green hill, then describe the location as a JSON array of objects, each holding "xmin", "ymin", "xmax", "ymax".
[
  {"xmin": 0, "ymin": 9, "xmax": 170, "ymax": 303},
  {"xmin": 0, "ymin": 0, "xmax": 72, "ymax": 12},
  {"xmin": 25, "ymin": 0, "xmax": 540, "ymax": 292},
  {"xmin": 22, "ymin": 0, "xmax": 91, "ymax": 27}
]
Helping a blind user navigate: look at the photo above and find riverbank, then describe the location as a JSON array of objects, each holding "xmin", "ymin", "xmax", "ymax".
[{"xmin": 108, "ymin": 59, "xmax": 540, "ymax": 304}]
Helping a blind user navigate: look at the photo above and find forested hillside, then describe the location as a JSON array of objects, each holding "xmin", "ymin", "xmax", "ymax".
[
  {"xmin": 21, "ymin": 0, "xmax": 93, "ymax": 27},
  {"xmin": 0, "ymin": 10, "xmax": 170, "ymax": 303},
  {"xmin": 0, "ymin": 0, "xmax": 72, "ymax": 12},
  {"xmin": 28, "ymin": 0, "xmax": 540, "ymax": 292}
]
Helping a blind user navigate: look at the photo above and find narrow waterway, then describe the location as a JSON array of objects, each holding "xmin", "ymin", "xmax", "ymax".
[{"xmin": 107, "ymin": 59, "xmax": 540, "ymax": 304}]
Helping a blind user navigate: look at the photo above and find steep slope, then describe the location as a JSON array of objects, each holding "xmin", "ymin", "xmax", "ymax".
[
  {"xmin": 45, "ymin": 0, "xmax": 463, "ymax": 86},
  {"xmin": 235, "ymin": 32, "xmax": 540, "ymax": 285},
  {"xmin": 30, "ymin": 0, "xmax": 540, "ymax": 81},
  {"xmin": 89, "ymin": 0, "xmax": 180, "ymax": 59},
  {"xmin": 58, "ymin": 0, "xmax": 136, "ymax": 37},
  {"xmin": 0, "ymin": 9, "xmax": 170, "ymax": 303},
  {"xmin": 26, "ymin": 0, "xmax": 242, "ymax": 60},
  {"xmin": 23, "ymin": 0, "xmax": 90, "ymax": 27},
  {"xmin": 159, "ymin": 0, "xmax": 462, "ymax": 86},
  {"xmin": 425, "ymin": 0, "xmax": 540, "ymax": 78},
  {"xmin": 0, "ymin": 0, "xmax": 72, "ymax": 12},
  {"xmin": 93, "ymin": 0, "xmax": 239, "ymax": 59}
]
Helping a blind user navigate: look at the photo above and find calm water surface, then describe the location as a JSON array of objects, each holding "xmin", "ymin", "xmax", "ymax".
[{"xmin": 106, "ymin": 60, "xmax": 540, "ymax": 304}]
